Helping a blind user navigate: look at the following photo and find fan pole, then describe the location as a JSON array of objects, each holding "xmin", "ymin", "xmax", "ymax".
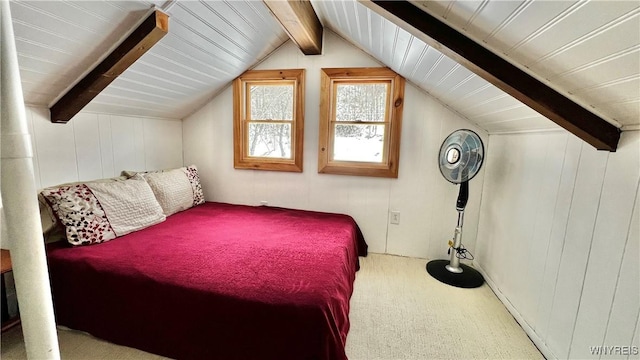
[
  {"xmin": 445, "ymin": 210, "xmax": 464, "ymax": 273},
  {"xmin": 426, "ymin": 181, "xmax": 484, "ymax": 288}
]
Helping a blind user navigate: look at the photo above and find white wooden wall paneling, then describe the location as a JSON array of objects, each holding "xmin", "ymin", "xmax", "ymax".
[
  {"xmin": 473, "ymin": 135, "xmax": 502, "ymax": 284},
  {"xmin": 143, "ymin": 118, "xmax": 184, "ymax": 171},
  {"xmin": 496, "ymin": 134, "xmax": 550, "ymax": 306},
  {"xmin": 476, "ymin": 132, "xmax": 640, "ymax": 359},
  {"xmin": 180, "ymin": 100, "xmax": 218, "ymax": 201},
  {"xmin": 386, "ymin": 84, "xmax": 433, "ymax": 256},
  {"xmin": 98, "ymin": 114, "xmax": 116, "ymax": 178},
  {"xmin": 532, "ymin": 135, "xmax": 582, "ymax": 338},
  {"xmin": 346, "ymin": 177, "xmax": 392, "ymax": 253},
  {"xmin": 133, "ymin": 117, "xmax": 146, "ymax": 171},
  {"xmin": 569, "ymin": 132, "xmax": 640, "ymax": 359},
  {"xmin": 545, "ymin": 143, "xmax": 609, "ymax": 359},
  {"xmin": 518, "ymin": 132, "xmax": 568, "ymax": 324},
  {"xmin": 210, "ymin": 94, "xmax": 252, "ymax": 204},
  {"xmin": 182, "ymin": 89, "xmax": 257, "ymax": 207},
  {"xmin": 72, "ymin": 112, "xmax": 103, "ymax": 181},
  {"xmin": 110, "ymin": 116, "xmax": 142, "ymax": 174},
  {"xmin": 601, "ymin": 183, "xmax": 639, "ymax": 360},
  {"xmin": 30, "ymin": 106, "xmax": 79, "ymax": 187},
  {"xmin": 475, "ymin": 134, "xmax": 546, "ymax": 290},
  {"xmin": 24, "ymin": 106, "xmax": 182, "ymax": 189}
]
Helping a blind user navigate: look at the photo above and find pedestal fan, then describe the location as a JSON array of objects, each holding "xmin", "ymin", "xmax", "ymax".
[{"xmin": 426, "ymin": 129, "xmax": 485, "ymax": 288}]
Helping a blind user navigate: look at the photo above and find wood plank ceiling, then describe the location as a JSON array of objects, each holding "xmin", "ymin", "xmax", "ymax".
[
  {"xmin": 417, "ymin": 0, "xmax": 639, "ymax": 130},
  {"xmin": 10, "ymin": 0, "xmax": 288, "ymax": 119},
  {"xmin": 50, "ymin": 9, "xmax": 169, "ymax": 123},
  {"xmin": 10, "ymin": 0, "xmax": 640, "ymax": 137},
  {"xmin": 312, "ymin": 0, "xmax": 639, "ymax": 134},
  {"xmin": 359, "ymin": 0, "xmax": 619, "ymax": 151}
]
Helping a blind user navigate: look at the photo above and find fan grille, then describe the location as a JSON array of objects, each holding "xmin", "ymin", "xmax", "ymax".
[{"xmin": 438, "ymin": 129, "xmax": 484, "ymax": 184}]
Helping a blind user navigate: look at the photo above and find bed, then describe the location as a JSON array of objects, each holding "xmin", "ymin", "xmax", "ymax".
[{"xmin": 46, "ymin": 201, "xmax": 367, "ymax": 360}]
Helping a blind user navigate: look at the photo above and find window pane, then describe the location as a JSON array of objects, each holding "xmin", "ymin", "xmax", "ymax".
[
  {"xmin": 333, "ymin": 124, "xmax": 385, "ymax": 162},
  {"xmin": 248, "ymin": 123, "xmax": 292, "ymax": 159},
  {"xmin": 335, "ymin": 83, "xmax": 388, "ymax": 122},
  {"xmin": 250, "ymin": 85, "xmax": 293, "ymax": 120}
]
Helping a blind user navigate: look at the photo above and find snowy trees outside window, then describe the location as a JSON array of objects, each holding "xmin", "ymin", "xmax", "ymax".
[
  {"xmin": 318, "ymin": 68, "xmax": 405, "ymax": 178},
  {"xmin": 333, "ymin": 83, "xmax": 388, "ymax": 162},
  {"xmin": 248, "ymin": 84, "xmax": 293, "ymax": 158},
  {"xmin": 233, "ymin": 69, "xmax": 304, "ymax": 172}
]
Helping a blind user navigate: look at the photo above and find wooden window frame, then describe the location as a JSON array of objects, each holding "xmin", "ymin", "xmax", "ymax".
[
  {"xmin": 233, "ymin": 69, "xmax": 305, "ymax": 172},
  {"xmin": 318, "ymin": 68, "xmax": 405, "ymax": 178}
]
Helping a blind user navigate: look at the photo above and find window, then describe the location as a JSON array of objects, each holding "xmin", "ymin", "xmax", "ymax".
[
  {"xmin": 233, "ymin": 69, "xmax": 305, "ymax": 172},
  {"xmin": 318, "ymin": 68, "xmax": 405, "ymax": 178}
]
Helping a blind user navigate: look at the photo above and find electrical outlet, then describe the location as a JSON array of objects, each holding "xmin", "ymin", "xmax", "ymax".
[{"xmin": 390, "ymin": 211, "xmax": 400, "ymax": 225}]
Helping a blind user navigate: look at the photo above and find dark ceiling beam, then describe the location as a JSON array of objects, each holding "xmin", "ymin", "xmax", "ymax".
[
  {"xmin": 360, "ymin": 1, "xmax": 620, "ymax": 151},
  {"xmin": 50, "ymin": 10, "xmax": 169, "ymax": 124},
  {"xmin": 264, "ymin": 0, "xmax": 323, "ymax": 55}
]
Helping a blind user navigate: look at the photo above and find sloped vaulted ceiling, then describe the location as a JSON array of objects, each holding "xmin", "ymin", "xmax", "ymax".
[
  {"xmin": 10, "ymin": 0, "xmax": 288, "ymax": 119},
  {"xmin": 10, "ymin": 0, "xmax": 639, "ymax": 147},
  {"xmin": 417, "ymin": 0, "xmax": 639, "ymax": 130},
  {"xmin": 311, "ymin": 0, "xmax": 638, "ymax": 143}
]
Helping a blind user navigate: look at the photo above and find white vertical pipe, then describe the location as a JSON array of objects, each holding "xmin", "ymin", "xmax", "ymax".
[{"xmin": 0, "ymin": 1, "xmax": 61, "ymax": 359}]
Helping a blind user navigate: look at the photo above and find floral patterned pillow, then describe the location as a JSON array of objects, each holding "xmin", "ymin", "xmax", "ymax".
[
  {"xmin": 41, "ymin": 175, "xmax": 166, "ymax": 246},
  {"xmin": 41, "ymin": 184, "xmax": 116, "ymax": 246},
  {"xmin": 184, "ymin": 165, "xmax": 205, "ymax": 206},
  {"xmin": 38, "ymin": 176, "xmax": 127, "ymax": 241}
]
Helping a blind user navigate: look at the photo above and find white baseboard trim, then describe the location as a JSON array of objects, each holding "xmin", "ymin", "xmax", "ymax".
[{"xmin": 474, "ymin": 262, "xmax": 557, "ymax": 360}]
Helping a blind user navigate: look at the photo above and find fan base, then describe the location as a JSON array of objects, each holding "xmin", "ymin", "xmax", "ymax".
[{"xmin": 426, "ymin": 260, "xmax": 484, "ymax": 288}]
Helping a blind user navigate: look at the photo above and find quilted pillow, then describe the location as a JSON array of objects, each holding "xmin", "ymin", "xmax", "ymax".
[
  {"xmin": 122, "ymin": 165, "xmax": 205, "ymax": 213},
  {"xmin": 41, "ymin": 175, "xmax": 165, "ymax": 246},
  {"xmin": 144, "ymin": 169, "xmax": 194, "ymax": 216},
  {"xmin": 86, "ymin": 175, "xmax": 166, "ymax": 236}
]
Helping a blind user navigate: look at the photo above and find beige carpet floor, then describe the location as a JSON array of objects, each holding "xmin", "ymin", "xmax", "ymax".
[
  {"xmin": 345, "ymin": 254, "xmax": 542, "ymax": 359},
  {"xmin": 1, "ymin": 253, "xmax": 542, "ymax": 359}
]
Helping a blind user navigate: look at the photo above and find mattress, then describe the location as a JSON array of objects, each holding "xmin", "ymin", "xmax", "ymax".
[{"xmin": 47, "ymin": 202, "xmax": 367, "ymax": 360}]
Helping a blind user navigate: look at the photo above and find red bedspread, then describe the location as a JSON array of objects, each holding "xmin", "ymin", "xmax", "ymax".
[{"xmin": 47, "ymin": 202, "xmax": 367, "ymax": 360}]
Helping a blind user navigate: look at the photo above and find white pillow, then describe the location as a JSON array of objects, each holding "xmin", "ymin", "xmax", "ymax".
[
  {"xmin": 87, "ymin": 175, "xmax": 165, "ymax": 237},
  {"xmin": 144, "ymin": 169, "xmax": 194, "ymax": 216},
  {"xmin": 122, "ymin": 165, "xmax": 205, "ymax": 213}
]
